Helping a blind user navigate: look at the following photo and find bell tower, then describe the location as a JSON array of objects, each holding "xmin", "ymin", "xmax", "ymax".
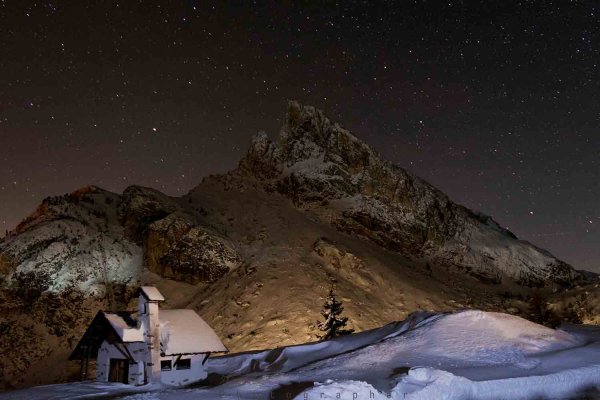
[{"xmin": 138, "ymin": 286, "xmax": 165, "ymax": 383}]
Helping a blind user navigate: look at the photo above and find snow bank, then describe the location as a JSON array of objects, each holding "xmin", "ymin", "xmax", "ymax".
[
  {"xmin": 4, "ymin": 310, "xmax": 596, "ymax": 400},
  {"xmin": 402, "ymin": 310, "xmax": 582, "ymax": 365},
  {"xmin": 284, "ymin": 310, "xmax": 584, "ymax": 390},
  {"xmin": 294, "ymin": 380, "xmax": 388, "ymax": 400},
  {"xmin": 297, "ymin": 365, "xmax": 600, "ymax": 400},
  {"xmin": 392, "ymin": 365, "xmax": 600, "ymax": 400},
  {"xmin": 207, "ymin": 312, "xmax": 436, "ymax": 377},
  {"xmin": 0, "ymin": 381, "xmax": 156, "ymax": 400}
]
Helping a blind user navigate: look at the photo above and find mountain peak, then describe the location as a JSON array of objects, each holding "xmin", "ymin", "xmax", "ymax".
[
  {"xmin": 282, "ymin": 100, "xmax": 345, "ymax": 147},
  {"xmin": 239, "ymin": 102, "xmax": 578, "ymax": 286},
  {"xmin": 240, "ymin": 101, "xmax": 387, "ymax": 198}
]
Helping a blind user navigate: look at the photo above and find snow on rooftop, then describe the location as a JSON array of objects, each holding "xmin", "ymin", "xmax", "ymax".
[
  {"xmin": 140, "ymin": 286, "xmax": 165, "ymax": 301},
  {"xmin": 104, "ymin": 312, "xmax": 143, "ymax": 342},
  {"xmin": 160, "ymin": 309, "xmax": 227, "ymax": 355},
  {"xmin": 102, "ymin": 308, "xmax": 227, "ymax": 353}
]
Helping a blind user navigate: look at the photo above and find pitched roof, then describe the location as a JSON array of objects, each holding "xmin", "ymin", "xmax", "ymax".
[
  {"xmin": 160, "ymin": 309, "xmax": 228, "ymax": 355},
  {"xmin": 99, "ymin": 309, "xmax": 228, "ymax": 354},
  {"xmin": 104, "ymin": 312, "xmax": 143, "ymax": 342},
  {"xmin": 71, "ymin": 286, "xmax": 226, "ymax": 359},
  {"xmin": 139, "ymin": 286, "xmax": 165, "ymax": 301},
  {"xmin": 69, "ymin": 311, "xmax": 136, "ymax": 360}
]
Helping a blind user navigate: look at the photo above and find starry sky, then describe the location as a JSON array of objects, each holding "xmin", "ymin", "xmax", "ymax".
[{"xmin": 0, "ymin": 1, "xmax": 598, "ymax": 272}]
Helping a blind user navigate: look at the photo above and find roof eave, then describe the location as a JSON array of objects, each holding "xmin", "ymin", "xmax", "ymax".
[{"xmin": 161, "ymin": 349, "xmax": 229, "ymax": 356}]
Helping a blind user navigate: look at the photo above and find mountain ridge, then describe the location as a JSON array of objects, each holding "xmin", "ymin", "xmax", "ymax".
[{"xmin": 237, "ymin": 100, "xmax": 577, "ymax": 286}]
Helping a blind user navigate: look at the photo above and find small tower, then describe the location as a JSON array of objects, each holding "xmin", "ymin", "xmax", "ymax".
[{"xmin": 138, "ymin": 286, "xmax": 165, "ymax": 384}]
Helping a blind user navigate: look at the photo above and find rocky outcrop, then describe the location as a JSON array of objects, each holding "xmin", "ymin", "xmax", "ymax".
[
  {"xmin": 144, "ymin": 214, "xmax": 193, "ymax": 273},
  {"xmin": 0, "ymin": 187, "xmax": 142, "ymax": 294},
  {"xmin": 0, "ymin": 184, "xmax": 244, "ymax": 390},
  {"xmin": 117, "ymin": 185, "xmax": 181, "ymax": 244},
  {"xmin": 0, "ymin": 182, "xmax": 245, "ymax": 295},
  {"xmin": 313, "ymin": 238, "xmax": 374, "ymax": 289},
  {"xmin": 313, "ymin": 237, "xmax": 365, "ymax": 271},
  {"xmin": 145, "ymin": 214, "xmax": 242, "ymax": 284},
  {"xmin": 239, "ymin": 101, "xmax": 579, "ymax": 287}
]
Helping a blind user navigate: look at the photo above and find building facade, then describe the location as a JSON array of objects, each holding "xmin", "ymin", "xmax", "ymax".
[{"xmin": 70, "ymin": 286, "xmax": 227, "ymax": 386}]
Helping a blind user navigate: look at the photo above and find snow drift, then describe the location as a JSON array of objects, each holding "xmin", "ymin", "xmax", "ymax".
[
  {"xmin": 300, "ymin": 365, "xmax": 600, "ymax": 400},
  {"xmin": 394, "ymin": 310, "xmax": 583, "ymax": 364}
]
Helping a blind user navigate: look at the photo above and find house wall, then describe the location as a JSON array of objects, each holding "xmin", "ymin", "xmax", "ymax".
[
  {"xmin": 159, "ymin": 353, "xmax": 208, "ymax": 386},
  {"xmin": 96, "ymin": 340, "xmax": 147, "ymax": 385},
  {"xmin": 96, "ymin": 340, "xmax": 208, "ymax": 386}
]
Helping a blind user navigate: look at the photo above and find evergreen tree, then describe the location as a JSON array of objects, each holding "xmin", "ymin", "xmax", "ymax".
[{"xmin": 317, "ymin": 288, "xmax": 354, "ymax": 340}]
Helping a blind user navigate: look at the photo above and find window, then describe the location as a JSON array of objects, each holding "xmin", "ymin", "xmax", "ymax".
[
  {"xmin": 175, "ymin": 358, "xmax": 191, "ymax": 370},
  {"xmin": 160, "ymin": 360, "xmax": 172, "ymax": 371}
]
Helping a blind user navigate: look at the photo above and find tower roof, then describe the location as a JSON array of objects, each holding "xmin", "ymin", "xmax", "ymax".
[{"xmin": 139, "ymin": 286, "xmax": 165, "ymax": 301}]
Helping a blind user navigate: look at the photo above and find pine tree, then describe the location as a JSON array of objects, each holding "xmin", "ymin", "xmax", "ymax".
[{"xmin": 317, "ymin": 288, "xmax": 354, "ymax": 340}]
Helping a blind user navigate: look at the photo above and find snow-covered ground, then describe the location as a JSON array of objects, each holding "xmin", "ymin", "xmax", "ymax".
[{"xmin": 2, "ymin": 310, "xmax": 599, "ymax": 400}]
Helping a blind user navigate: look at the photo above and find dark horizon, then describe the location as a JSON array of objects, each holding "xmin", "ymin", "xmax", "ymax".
[{"xmin": 1, "ymin": 2, "xmax": 598, "ymax": 272}]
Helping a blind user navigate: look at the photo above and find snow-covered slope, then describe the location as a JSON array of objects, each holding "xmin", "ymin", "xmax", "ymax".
[
  {"xmin": 2, "ymin": 310, "xmax": 598, "ymax": 400},
  {"xmin": 291, "ymin": 311, "xmax": 600, "ymax": 400},
  {"xmin": 203, "ymin": 310, "xmax": 583, "ymax": 393},
  {"xmin": 208, "ymin": 309, "xmax": 583, "ymax": 381},
  {"xmin": 168, "ymin": 311, "xmax": 600, "ymax": 400}
]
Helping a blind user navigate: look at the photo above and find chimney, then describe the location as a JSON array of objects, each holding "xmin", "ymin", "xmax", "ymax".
[{"xmin": 138, "ymin": 286, "xmax": 165, "ymax": 384}]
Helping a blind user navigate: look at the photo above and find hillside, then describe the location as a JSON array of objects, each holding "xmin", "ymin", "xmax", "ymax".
[{"xmin": 0, "ymin": 101, "xmax": 596, "ymax": 391}]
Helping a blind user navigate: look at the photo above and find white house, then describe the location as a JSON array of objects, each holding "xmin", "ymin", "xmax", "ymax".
[{"xmin": 70, "ymin": 286, "xmax": 227, "ymax": 386}]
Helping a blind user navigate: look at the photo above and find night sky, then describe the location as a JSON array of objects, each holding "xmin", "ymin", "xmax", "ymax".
[{"xmin": 1, "ymin": 2, "xmax": 598, "ymax": 272}]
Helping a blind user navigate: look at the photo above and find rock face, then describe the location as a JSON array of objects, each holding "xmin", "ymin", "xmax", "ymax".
[
  {"xmin": 145, "ymin": 215, "xmax": 241, "ymax": 284},
  {"xmin": 239, "ymin": 101, "xmax": 578, "ymax": 287},
  {"xmin": 0, "ymin": 185, "xmax": 242, "ymax": 296},
  {"xmin": 0, "ymin": 186, "xmax": 142, "ymax": 295},
  {"xmin": 118, "ymin": 185, "xmax": 181, "ymax": 244},
  {"xmin": 0, "ymin": 101, "xmax": 592, "ymax": 391}
]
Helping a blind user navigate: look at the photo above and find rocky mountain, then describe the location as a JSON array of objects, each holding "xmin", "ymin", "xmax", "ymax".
[
  {"xmin": 238, "ymin": 101, "xmax": 577, "ymax": 287},
  {"xmin": 0, "ymin": 101, "xmax": 596, "ymax": 391}
]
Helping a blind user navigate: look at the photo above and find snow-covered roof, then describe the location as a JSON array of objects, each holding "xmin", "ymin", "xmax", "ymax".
[
  {"xmin": 102, "ymin": 309, "xmax": 227, "ymax": 354},
  {"xmin": 139, "ymin": 286, "xmax": 165, "ymax": 301},
  {"xmin": 160, "ymin": 309, "xmax": 228, "ymax": 355},
  {"xmin": 104, "ymin": 312, "xmax": 144, "ymax": 342}
]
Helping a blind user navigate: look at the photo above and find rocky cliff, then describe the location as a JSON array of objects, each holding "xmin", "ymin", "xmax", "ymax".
[{"xmin": 238, "ymin": 101, "xmax": 577, "ymax": 287}]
